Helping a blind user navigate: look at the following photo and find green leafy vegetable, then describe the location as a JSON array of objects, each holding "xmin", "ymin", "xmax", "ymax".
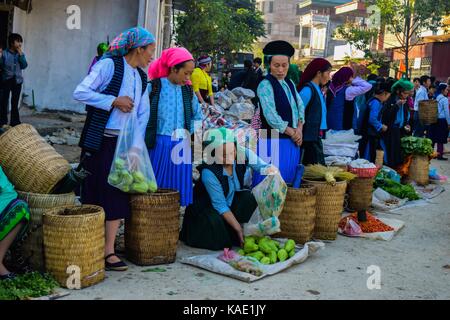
[
  {"xmin": 0, "ymin": 272, "xmax": 59, "ymax": 300},
  {"xmin": 401, "ymin": 137, "xmax": 434, "ymax": 156},
  {"xmin": 374, "ymin": 172, "xmax": 420, "ymax": 201}
]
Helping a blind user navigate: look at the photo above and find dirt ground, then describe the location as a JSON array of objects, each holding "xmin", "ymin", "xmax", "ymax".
[{"xmin": 19, "ymin": 107, "xmax": 450, "ymax": 300}]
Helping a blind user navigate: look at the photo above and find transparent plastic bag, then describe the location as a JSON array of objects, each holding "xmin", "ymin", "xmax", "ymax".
[
  {"xmin": 108, "ymin": 110, "xmax": 157, "ymax": 194},
  {"xmin": 244, "ymin": 172, "xmax": 288, "ymax": 237}
]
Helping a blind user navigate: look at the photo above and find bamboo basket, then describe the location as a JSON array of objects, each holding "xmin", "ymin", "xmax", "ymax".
[
  {"xmin": 126, "ymin": 189, "xmax": 180, "ymax": 266},
  {"xmin": 303, "ymin": 179, "xmax": 347, "ymax": 240},
  {"xmin": 0, "ymin": 124, "xmax": 71, "ymax": 194},
  {"xmin": 17, "ymin": 191, "xmax": 76, "ymax": 272},
  {"xmin": 43, "ymin": 205, "xmax": 105, "ymax": 289},
  {"xmin": 419, "ymin": 100, "xmax": 438, "ymax": 125},
  {"xmin": 347, "ymin": 177, "xmax": 375, "ymax": 212},
  {"xmin": 407, "ymin": 154, "xmax": 430, "ymax": 186},
  {"xmin": 276, "ymin": 185, "xmax": 317, "ymax": 245}
]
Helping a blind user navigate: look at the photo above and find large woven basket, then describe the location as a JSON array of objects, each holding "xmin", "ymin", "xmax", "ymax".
[
  {"xmin": 43, "ymin": 205, "xmax": 105, "ymax": 289},
  {"xmin": 303, "ymin": 179, "xmax": 347, "ymax": 240},
  {"xmin": 126, "ymin": 189, "xmax": 180, "ymax": 266},
  {"xmin": 276, "ymin": 185, "xmax": 317, "ymax": 244},
  {"xmin": 347, "ymin": 177, "xmax": 375, "ymax": 212},
  {"xmin": 17, "ymin": 191, "xmax": 76, "ymax": 272},
  {"xmin": 407, "ymin": 154, "xmax": 430, "ymax": 186},
  {"xmin": 419, "ymin": 100, "xmax": 438, "ymax": 125},
  {"xmin": 0, "ymin": 124, "xmax": 71, "ymax": 194}
]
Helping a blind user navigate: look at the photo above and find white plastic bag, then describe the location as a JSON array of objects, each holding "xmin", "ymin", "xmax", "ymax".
[
  {"xmin": 228, "ymin": 102, "xmax": 255, "ymax": 120},
  {"xmin": 231, "ymin": 87, "xmax": 255, "ymax": 100},
  {"xmin": 243, "ymin": 173, "xmax": 288, "ymax": 237},
  {"xmin": 108, "ymin": 110, "xmax": 157, "ymax": 194}
]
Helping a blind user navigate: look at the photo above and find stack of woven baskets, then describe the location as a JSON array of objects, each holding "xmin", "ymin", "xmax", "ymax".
[{"xmin": 0, "ymin": 124, "xmax": 77, "ymax": 273}]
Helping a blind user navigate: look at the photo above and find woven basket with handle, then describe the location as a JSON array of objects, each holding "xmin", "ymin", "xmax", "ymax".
[
  {"xmin": 419, "ymin": 100, "xmax": 438, "ymax": 125},
  {"xmin": 126, "ymin": 189, "xmax": 180, "ymax": 266},
  {"xmin": 43, "ymin": 205, "xmax": 105, "ymax": 289},
  {"xmin": 276, "ymin": 185, "xmax": 317, "ymax": 245},
  {"xmin": 0, "ymin": 124, "xmax": 71, "ymax": 194},
  {"xmin": 17, "ymin": 191, "xmax": 76, "ymax": 272},
  {"xmin": 303, "ymin": 179, "xmax": 347, "ymax": 240}
]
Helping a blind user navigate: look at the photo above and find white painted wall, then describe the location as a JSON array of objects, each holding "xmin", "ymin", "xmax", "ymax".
[{"xmin": 13, "ymin": 0, "xmax": 140, "ymax": 112}]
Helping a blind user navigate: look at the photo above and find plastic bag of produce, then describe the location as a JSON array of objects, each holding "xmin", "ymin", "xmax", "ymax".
[
  {"xmin": 228, "ymin": 102, "xmax": 255, "ymax": 121},
  {"xmin": 214, "ymin": 92, "xmax": 233, "ymax": 110},
  {"xmin": 243, "ymin": 172, "xmax": 288, "ymax": 237},
  {"xmin": 231, "ymin": 87, "xmax": 255, "ymax": 100},
  {"xmin": 108, "ymin": 109, "xmax": 157, "ymax": 194}
]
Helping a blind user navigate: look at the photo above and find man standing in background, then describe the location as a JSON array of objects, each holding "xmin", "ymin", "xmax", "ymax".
[{"xmin": 0, "ymin": 33, "xmax": 28, "ymax": 127}]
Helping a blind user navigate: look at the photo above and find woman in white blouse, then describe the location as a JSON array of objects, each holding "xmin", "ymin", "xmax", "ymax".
[{"xmin": 73, "ymin": 27, "xmax": 156, "ymax": 272}]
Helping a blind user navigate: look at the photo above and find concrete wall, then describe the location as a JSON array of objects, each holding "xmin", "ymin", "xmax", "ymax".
[
  {"xmin": 13, "ymin": 0, "xmax": 140, "ymax": 112},
  {"xmin": 257, "ymin": 0, "xmax": 301, "ymax": 46}
]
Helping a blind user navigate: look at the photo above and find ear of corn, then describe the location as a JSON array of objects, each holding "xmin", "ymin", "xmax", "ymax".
[{"xmin": 303, "ymin": 165, "xmax": 356, "ymax": 185}]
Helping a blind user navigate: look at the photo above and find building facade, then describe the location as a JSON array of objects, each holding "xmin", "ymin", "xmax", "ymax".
[
  {"xmin": 297, "ymin": 0, "xmax": 348, "ymax": 60},
  {"xmin": 0, "ymin": 0, "xmax": 165, "ymax": 112},
  {"xmin": 256, "ymin": 0, "xmax": 302, "ymax": 48}
]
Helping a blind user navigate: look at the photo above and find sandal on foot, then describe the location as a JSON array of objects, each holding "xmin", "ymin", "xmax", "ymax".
[{"xmin": 105, "ymin": 254, "xmax": 128, "ymax": 272}]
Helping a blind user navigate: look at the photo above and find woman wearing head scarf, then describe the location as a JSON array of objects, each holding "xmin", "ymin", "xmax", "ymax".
[
  {"xmin": 359, "ymin": 80, "xmax": 392, "ymax": 163},
  {"xmin": 73, "ymin": 27, "xmax": 156, "ymax": 271},
  {"xmin": 180, "ymin": 128, "xmax": 276, "ymax": 250},
  {"xmin": 0, "ymin": 165, "xmax": 30, "ymax": 280},
  {"xmin": 252, "ymin": 41, "xmax": 305, "ymax": 186},
  {"xmin": 88, "ymin": 42, "xmax": 109, "ymax": 74},
  {"xmin": 146, "ymin": 47, "xmax": 204, "ymax": 207},
  {"xmin": 191, "ymin": 55, "xmax": 215, "ymax": 105},
  {"xmin": 427, "ymin": 83, "xmax": 450, "ymax": 160},
  {"xmin": 298, "ymin": 58, "xmax": 333, "ymax": 166},
  {"xmin": 380, "ymin": 79, "xmax": 414, "ymax": 168},
  {"xmin": 327, "ymin": 66, "xmax": 372, "ymax": 131}
]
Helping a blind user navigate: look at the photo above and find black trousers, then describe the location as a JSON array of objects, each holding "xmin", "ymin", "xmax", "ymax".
[{"xmin": 0, "ymin": 78, "xmax": 22, "ymax": 126}]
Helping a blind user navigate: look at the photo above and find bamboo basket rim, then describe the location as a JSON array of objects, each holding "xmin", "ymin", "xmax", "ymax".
[
  {"xmin": 302, "ymin": 179, "xmax": 348, "ymax": 185},
  {"xmin": 44, "ymin": 205, "xmax": 104, "ymax": 219}
]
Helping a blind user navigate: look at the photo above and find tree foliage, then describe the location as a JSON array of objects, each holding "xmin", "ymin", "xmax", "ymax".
[{"xmin": 175, "ymin": 0, "xmax": 265, "ymax": 58}]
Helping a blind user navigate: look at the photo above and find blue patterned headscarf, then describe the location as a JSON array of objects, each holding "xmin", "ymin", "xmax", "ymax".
[{"xmin": 104, "ymin": 27, "xmax": 155, "ymax": 58}]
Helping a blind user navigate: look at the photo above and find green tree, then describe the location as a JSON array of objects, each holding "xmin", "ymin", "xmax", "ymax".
[
  {"xmin": 369, "ymin": 0, "xmax": 450, "ymax": 77},
  {"xmin": 175, "ymin": 0, "xmax": 265, "ymax": 58}
]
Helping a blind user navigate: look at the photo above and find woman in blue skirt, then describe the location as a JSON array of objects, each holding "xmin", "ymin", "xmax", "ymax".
[
  {"xmin": 253, "ymin": 41, "xmax": 305, "ymax": 186},
  {"xmin": 147, "ymin": 47, "xmax": 203, "ymax": 207}
]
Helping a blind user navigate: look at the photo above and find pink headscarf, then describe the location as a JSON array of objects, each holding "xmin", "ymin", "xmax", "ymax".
[
  {"xmin": 148, "ymin": 47, "xmax": 194, "ymax": 80},
  {"xmin": 329, "ymin": 67, "xmax": 354, "ymax": 96}
]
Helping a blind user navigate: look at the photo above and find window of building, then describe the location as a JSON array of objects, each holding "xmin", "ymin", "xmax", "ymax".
[
  {"xmin": 296, "ymin": 5, "xmax": 302, "ymax": 15},
  {"xmin": 267, "ymin": 23, "xmax": 272, "ymax": 35},
  {"xmin": 302, "ymin": 26, "xmax": 311, "ymax": 38},
  {"xmin": 295, "ymin": 25, "xmax": 301, "ymax": 37},
  {"xmin": 261, "ymin": 1, "xmax": 265, "ymax": 13},
  {"xmin": 269, "ymin": 1, "xmax": 274, "ymax": 13}
]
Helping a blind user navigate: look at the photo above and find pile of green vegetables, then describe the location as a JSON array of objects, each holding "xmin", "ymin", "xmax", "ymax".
[
  {"xmin": 0, "ymin": 272, "xmax": 59, "ymax": 300},
  {"xmin": 401, "ymin": 137, "xmax": 434, "ymax": 156},
  {"xmin": 374, "ymin": 171, "xmax": 420, "ymax": 201},
  {"xmin": 238, "ymin": 236, "xmax": 296, "ymax": 265}
]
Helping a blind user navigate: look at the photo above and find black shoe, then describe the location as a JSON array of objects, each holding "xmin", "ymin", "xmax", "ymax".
[
  {"xmin": 105, "ymin": 254, "xmax": 128, "ymax": 272},
  {"xmin": 437, "ymin": 156, "xmax": 448, "ymax": 161},
  {"xmin": 0, "ymin": 273, "xmax": 17, "ymax": 281}
]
